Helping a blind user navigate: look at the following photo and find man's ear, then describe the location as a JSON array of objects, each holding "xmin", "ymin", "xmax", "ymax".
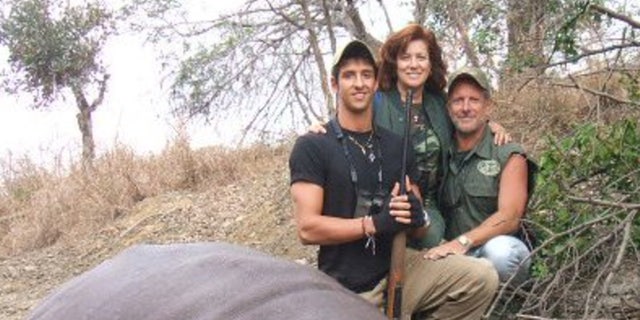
[{"xmin": 486, "ymin": 99, "xmax": 495, "ymax": 116}]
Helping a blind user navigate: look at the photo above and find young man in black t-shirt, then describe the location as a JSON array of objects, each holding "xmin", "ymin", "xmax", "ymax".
[{"xmin": 289, "ymin": 40, "xmax": 498, "ymax": 319}]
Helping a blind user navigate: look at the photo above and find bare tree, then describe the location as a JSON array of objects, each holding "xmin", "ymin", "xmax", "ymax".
[
  {"xmin": 126, "ymin": 0, "xmax": 392, "ymax": 143},
  {"xmin": 126, "ymin": 0, "xmax": 639, "ymax": 142}
]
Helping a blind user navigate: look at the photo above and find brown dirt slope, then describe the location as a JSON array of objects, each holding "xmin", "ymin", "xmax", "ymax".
[{"xmin": 0, "ymin": 144, "xmax": 316, "ymax": 320}]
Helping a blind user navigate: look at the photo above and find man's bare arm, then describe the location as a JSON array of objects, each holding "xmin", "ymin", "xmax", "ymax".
[
  {"xmin": 292, "ymin": 180, "xmax": 426, "ymax": 245},
  {"xmin": 291, "ymin": 181, "xmax": 366, "ymax": 245},
  {"xmin": 464, "ymin": 154, "xmax": 528, "ymax": 246}
]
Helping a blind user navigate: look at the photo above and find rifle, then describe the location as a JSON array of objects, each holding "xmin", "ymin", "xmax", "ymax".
[{"xmin": 386, "ymin": 88, "xmax": 413, "ymax": 320}]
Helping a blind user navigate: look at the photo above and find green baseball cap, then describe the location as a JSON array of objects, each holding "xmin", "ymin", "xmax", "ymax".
[
  {"xmin": 448, "ymin": 67, "xmax": 491, "ymax": 96},
  {"xmin": 331, "ymin": 40, "xmax": 376, "ymax": 77}
]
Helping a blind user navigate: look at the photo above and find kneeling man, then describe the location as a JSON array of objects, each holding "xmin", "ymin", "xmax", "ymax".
[{"xmin": 425, "ymin": 67, "xmax": 537, "ymax": 287}]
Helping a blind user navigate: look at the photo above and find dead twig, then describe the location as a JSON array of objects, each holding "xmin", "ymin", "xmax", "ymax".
[
  {"xmin": 588, "ymin": 210, "xmax": 638, "ymax": 319},
  {"xmin": 542, "ymin": 42, "xmax": 640, "ymax": 70},
  {"xmin": 583, "ymin": 244, "xmax": 616, "ymax": 318},
  {"xmin": 567, "ymin": 195, "xmax": 640, "ymax": 210},
  {"xmin": 552, "ymin": 76, "xmax": 640, "ymax": 107},
  {"xmin": 487, "ymin": 208, "xmax": 620, "ymax": 316},
  {"xmin": 589, "ymin": 3, "xmax": 640, "ymax": 29},
  {"xmin": 516, "ymin": 208, "xmax": 629, "ymax": 316},
  {"xmin": 515, "ymin": 314, "xmax": 560, "ymax": 319}
]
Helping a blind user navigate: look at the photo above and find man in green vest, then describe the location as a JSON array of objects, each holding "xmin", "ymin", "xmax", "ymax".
[{"xmin": 424, "ymin": 67, "xmax": 537, "ymax": 287}]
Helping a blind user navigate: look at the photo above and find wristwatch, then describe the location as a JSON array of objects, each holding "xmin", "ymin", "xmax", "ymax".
[{"xmin": 456, "ymin": 235, "xmax": 473, "ymax": 250}]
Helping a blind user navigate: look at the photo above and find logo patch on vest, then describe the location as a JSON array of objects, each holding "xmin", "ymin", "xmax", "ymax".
[{"xmin": 477, "ymin": 160, "xmax": 500, "ymax": 176}]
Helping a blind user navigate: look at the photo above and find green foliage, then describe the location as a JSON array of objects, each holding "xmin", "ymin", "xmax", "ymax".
[
  {"xmin": 495, "ymin": 120, "xmax": 640, "ymax": 317},
  {"xmin": 545, "ymin": 0, "xmax": 633, "ymax": 63},
  {"xmin": 0, "ymin": 0, "xmax": 113, "ymax": 106},
  {"xmin": 470, "ymin": 0, "xmax": 502, "ymax": 56},
  {"xmin": 621, "ymin": 70, "xmax": 640, "ymax": 101},
  {"xmin": 550, "ymin": 1, "xmax": 591, "ymax": 57},
  {"xmin": 504, "ymin": 53, "xmax": 546, "ymax": 73},
  {"xmin": 473, "ymin": 28, "xmax": 499, "ymax": 55},
  {"xmin": 531, "ymin": 119, "xmax": 640, "ymax": 273}
]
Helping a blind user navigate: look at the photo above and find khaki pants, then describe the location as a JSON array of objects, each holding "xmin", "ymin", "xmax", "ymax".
[{"xmin": 359, "ymin": 249, "xmax": 498, "ymax": 320}]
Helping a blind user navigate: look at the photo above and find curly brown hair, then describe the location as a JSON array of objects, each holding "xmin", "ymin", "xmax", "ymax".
[{"xmin": 378, "ymin": 24, "xmax": 447, "ymax": 93}]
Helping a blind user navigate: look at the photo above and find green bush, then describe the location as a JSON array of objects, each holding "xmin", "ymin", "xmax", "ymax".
[
  {"xmin": 492, "ymin": 119, "xmax": 640, "ymax": 318},
  {"xmin": 533, "ymin": 119, "xmax": 639, "ymax": 253}
]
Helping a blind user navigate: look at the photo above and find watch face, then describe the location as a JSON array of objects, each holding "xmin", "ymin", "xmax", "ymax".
[{"xmin": 457, "ymin": 236, "xmax": 471, "ymax": 247}]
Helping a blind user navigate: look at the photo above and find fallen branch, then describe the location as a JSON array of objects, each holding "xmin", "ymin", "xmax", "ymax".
[
  {"xmin": 582, "ymin": 251, "xmax": 615, "ymax": 318},
  {"xmin": 514, "ymin": 315, "xmax": 557, "ymax": 320},
  {"xmin": 487, "ymin": 208, "xmax": 622, "ymax": 316},
  {"xmin": 542, "ymin": 42, "xmax": 640, "ymax": 69},
  {"xmin": 588, "ymin": 210, "xmax": 638, "ymax": 319},
  {"xmin": 567, "ymin": 195, "xmax": 640, "ymax": 210},
  {"xmin": 539, "ymin": 230, "xmax": 618, "ymax": 312},
  {"xmin": 550, "ymin": 76, "xmax": 640, "ymax": 107}
]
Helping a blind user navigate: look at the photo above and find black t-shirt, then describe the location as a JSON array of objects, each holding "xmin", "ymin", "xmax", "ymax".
[{"xmin": 289, "ymin": 121, "xmax": 418, "ymax": 293}]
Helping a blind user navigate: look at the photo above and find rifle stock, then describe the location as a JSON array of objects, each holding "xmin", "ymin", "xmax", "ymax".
[{"xmin": 386, "ymin": 89, "xmax": 413, "ymax": 320}]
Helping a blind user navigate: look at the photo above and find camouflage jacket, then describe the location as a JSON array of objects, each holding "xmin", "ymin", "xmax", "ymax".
[{"xmin": 373, "ymin": 88, "xmax": 453, "ymax": 247}]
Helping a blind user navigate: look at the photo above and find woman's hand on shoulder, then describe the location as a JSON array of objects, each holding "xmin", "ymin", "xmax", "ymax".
[
  {"xmin": 488, "ymin": 120, "xmax": 512, "ymax": 145},
  {"xmin": 308, "ymin": 121, "xmax": 328, "ymax": 134}
]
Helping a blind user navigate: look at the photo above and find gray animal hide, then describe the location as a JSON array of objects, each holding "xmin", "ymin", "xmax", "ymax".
[{"xmin": 28, "ymin": 242, "xmax": 386, "ymax": 320}]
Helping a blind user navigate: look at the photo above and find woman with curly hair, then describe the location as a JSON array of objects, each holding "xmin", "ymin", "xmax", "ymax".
[{"xmin": 374, "ymin": 24, "xmax": 451, "ymax": 248}]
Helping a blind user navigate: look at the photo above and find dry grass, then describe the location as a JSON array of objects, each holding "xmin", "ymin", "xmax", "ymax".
[{"xmin": 0, "ymin": 132, "xmax": 292, "ymax": 256}]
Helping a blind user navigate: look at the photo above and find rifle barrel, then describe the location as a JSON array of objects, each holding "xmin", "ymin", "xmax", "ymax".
[{"xmin": 386, "ymin": 89, "xmax": 413, "ymax": 320}]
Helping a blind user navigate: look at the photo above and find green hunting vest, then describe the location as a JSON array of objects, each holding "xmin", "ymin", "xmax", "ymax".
[
  {"xmin": 374, "ymin": 88, "xmax": 453, "ymax": 248},
  {"xmin": 441, "ymin": 126, "xmax": 538, "ymax": 240}
]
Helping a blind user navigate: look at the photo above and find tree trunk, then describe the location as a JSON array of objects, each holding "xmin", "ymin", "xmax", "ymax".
[
  {"xmin": 321, "ymin": 0, "xmax": 337, "ymax": 53},
  {"xmin": 70, "ymin": 75, "xmax": 108, "ymax": 168},
  {"xmin": 448, "ymin": 2, "xmax": 480, "ymax": 68},
  {"xmin": 72, "ymin": 88, "xmax": 95, "ymax": 168},
  {"xmin": 70, "ymin": 83, "xmax": 97, "ymax": 168},
  {"xmin": 77, "ymin": 107, "xmax": 95, "ymax": 166},
  {"xmin": 343, "ymin": 0, "xmax": 382, "ymax": 53},
  {"xmin": 413, "ymin": 0, "xmax": 428, "ymax": 26},
  {"xmin": 504, "ymin": 0, "xmax": 547, "ymax": 86},
  {"xmin": 299, "ymin": 0, "xmax": 335, "ymax": 116}
]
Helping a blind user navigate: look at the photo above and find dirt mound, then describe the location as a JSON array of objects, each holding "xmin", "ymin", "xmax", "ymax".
[{"xmin": 0, "ymin": 145, "xmax": 316, "ymax": 320}]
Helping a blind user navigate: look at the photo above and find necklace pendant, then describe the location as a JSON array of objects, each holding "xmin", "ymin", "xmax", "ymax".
[{"xmin": 368, "ymin": 151, "xmax": 376, "ymax": 163}]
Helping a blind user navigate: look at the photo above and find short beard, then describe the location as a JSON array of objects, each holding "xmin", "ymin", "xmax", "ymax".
[{"xmin": 453, "ymin": 119, "xmax": 487, "ymax": 137}]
